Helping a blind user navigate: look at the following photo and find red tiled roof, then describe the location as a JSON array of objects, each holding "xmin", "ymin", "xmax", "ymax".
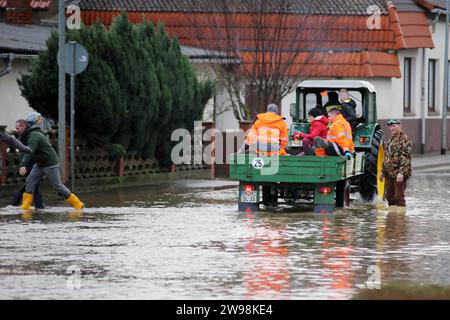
[
  {"xmin": 414, "ymin": 0, "xmax": 446, "ymax": 9},
  {"xmin": 0, "ymin": 0, "xmax": 52, "ymax": 9},
  {"xmin": 387, "ymin": 2, "xmax": 434, "ymax": 49},
  {"xmin": 30, "ymin": 0, "xmax": 51, "ymax": 10},
  {"xmin": 81, "ymin": 11, "xmax": 433, "ymax": 51},
  {"xmin": 239, "ymin": 51, "xmax": 401, "ymax": 78},
  {"xmin": 79, "ymin": 0, "xmax": 390, "ymax": 15},
  {"xmin": 78, "ymin": 2, "xmax": 434, "ymax": 78}
]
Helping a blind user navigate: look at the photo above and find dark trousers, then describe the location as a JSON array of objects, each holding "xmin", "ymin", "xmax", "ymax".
[
  {"xmin": 11, "ymin": 183, "xmax": 44, "ymax": 209},
  {"xmin": 313, "ymin": 137, "xmax": 344, "ymax": 156},
  {"xmin": 302, "ymin": 138, "xmax": 314, "ymax": 154},
  {"xmin": 325, "ymin": 142, "xmax": 344, "ymax": 156},
  {"xmin": 11, "ymin": 164, "xmax": 45, "ymax": 209},
  {"xmin": 385, "ymin": 177, "xmax": 407, "ymax": 207}
]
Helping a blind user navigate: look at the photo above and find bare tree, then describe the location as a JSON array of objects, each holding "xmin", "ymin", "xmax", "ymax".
[{"xmin": 185, "ymin": 0, "xmax": 342, "ymax": 120}]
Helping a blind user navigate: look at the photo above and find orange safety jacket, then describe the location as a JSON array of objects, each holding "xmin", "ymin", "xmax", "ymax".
[
  {"xmin": 327, "ymin": 114, "xmax": 354, "ymax": 153},
  {"xmin": 245, "ymin": 112, "xmax": 288, "ymax": 156}
]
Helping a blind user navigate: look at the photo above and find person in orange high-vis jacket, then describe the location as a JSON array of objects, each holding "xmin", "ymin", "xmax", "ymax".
[
  {"xmin": 313, "ymin": 104, "xmax": 355, "ymax": 159},
  {"xmin": 243, "ymin": 104, "xmax": 288, "ymax": 156}
]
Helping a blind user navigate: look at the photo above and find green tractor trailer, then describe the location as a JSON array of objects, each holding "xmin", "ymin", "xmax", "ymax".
[{"xmin": 229, "ymin": 80, "xmax": 385, "ymax": 214}]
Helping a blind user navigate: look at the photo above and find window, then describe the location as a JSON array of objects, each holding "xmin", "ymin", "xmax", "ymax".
[
  {"xmin": 428, "ymin": 59, "xmax": 437, "ymax": 113},
  {"xmin": 404, "ymin": 58, "xmax": 412, "ymax": 113},
  {"xmin": 305, "ymin": 92, "xmax": 318, "ymax": 116}
]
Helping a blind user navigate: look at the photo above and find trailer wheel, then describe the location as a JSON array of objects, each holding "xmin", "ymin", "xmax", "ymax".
[
  {"xmin": 262, "ymin": 185, "xmax": 278, "ymax": 206},
  {"xmin": 336, "ymin": 180, "xmax": 350, "ymax": 208},
  {"xmin": 360, "ymin": 128, "xmax": 384, "ymax": 201}
]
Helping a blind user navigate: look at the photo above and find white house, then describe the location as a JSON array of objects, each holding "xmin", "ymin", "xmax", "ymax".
[
  {"xmin": 3, "ymin": 0, "xmax": 450, "ymax": 153},
  {"xmin": 77, "ymin": 0, "xmax": 450, "ymax": 153}
]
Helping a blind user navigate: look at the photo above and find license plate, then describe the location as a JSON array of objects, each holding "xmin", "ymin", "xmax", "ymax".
[{"xmin": 241, "ymin": 191, "xmax": 257, "ymax": 203}]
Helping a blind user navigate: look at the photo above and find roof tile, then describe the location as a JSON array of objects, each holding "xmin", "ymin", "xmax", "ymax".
[
  {"xmin": 75, "ymin": 1, "xmax": 434, "ymax": 78},
  {"xmin": 30, "ymin": 0, "xmax": 52, "ymax": 10},
  {"xmin": 78, "ymin": 0, "xmax": 390, "ymax": 15}
]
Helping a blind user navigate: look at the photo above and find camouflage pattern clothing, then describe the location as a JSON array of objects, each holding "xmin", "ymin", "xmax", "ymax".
[{"xmin": 382, "ymin": 131, "xmax": 412, "ymax": 180}]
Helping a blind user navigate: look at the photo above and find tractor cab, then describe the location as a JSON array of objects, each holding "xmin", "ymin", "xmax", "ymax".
[{"xmin": 288, "ymin": 80, "xmax": 378, "ymax": 154}]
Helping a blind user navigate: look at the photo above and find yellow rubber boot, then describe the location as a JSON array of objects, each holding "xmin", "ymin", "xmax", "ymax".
[
  {"xmin": 20, "ymin": 192, "xmax": 33, "ymax": 210},
  {"xmin": 65, "ymin": 194, "xmax": 85, "ymax": 210}
]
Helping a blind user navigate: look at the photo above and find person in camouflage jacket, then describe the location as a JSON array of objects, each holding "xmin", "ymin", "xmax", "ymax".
[{"xmin": 381, "ymin": 119, "xmax": 412, "ymax": 208}]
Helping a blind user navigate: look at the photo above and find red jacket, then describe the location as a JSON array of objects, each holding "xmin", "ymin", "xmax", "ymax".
[{"xmin": 298, "ymin": 116, "xmax": 328, "ymax": 140}]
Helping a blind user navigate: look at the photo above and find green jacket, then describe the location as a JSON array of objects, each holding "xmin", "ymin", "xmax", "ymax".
[
  {"xmin": 21, "ymin": 126, "xmax": 59, "ymax": 168},
  {"xmin": 382, "ymin": 131, "xmax": 412, "ymax": 180}
]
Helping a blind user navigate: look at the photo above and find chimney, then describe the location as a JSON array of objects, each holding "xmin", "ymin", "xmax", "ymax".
[{"xmin": 6, "ymin": 0, "xmax": 32, "ymax": 25}]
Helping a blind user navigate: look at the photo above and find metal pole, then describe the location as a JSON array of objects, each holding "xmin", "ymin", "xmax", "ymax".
[
  {"xmin": 70, "ymin": 43, "xmax": 75, "ymax": 192},
  {"xmin": 58, "ymin": 0, "xmax": 66, "ymax": 179},
  {"xmin": 442, "ymin": 0, "xmax": 449, "ymax": 155},
  {"xmin": 421, "ymin": 48, "xmax": 426, "ymax": 154}
]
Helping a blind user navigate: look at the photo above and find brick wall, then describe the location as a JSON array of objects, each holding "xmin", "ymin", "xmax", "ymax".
[{"xmin": 5, "ymin": 0, "xmax": 32, "ymax": 25}]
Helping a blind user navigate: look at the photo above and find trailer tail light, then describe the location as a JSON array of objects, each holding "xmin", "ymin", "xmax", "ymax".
[
  {"xmin": 243, "ymin": 185, "xmax": 255, "ymax": 193},
  {"xmin": 241, "ymin": 185, "xmax": 258, "ymax": 204},
  {"xmin": 319, "ymin": 186, "xmax": 332, "ymax": 194},
  {"xmin": 359, "ymin": 136, "xmax": 370, "ymax": 144}
]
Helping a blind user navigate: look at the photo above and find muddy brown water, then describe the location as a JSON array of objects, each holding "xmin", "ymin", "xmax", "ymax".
[{"xmin": 0, "ymin": 174, "xmax": 449, "ymax": 299}]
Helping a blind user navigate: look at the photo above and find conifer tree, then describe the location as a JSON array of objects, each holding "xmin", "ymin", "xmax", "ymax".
[{"xmin": 18, "ymin": 12, "xmax": 214, "ymax": 166}]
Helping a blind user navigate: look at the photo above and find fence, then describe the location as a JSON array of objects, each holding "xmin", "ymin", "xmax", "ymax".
[{"xmin": 0, "ymin": 129, "xmax": 212, "ymax": 187}]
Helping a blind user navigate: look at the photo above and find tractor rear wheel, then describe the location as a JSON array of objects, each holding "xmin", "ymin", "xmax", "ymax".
[
  {"xmin": 360, "ymin": 128, "xmax": 384, "ymax": 201},
  {"xmin": 262, "ymin": 185, "xmax": 278, "ymax": 206}
]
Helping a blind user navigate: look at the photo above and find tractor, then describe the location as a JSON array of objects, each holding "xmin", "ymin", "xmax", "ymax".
[{"xmin": 229, "ymin": 80, "xmax": 385, "ymax": 213}]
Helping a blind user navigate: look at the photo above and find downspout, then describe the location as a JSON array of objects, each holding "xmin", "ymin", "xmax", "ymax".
[
  {"xmin": 421, "ymin": 48, "xmax": 426, "ymax": 154},
  {"xmin": 0, "ymin": 53, "xmax": 14, "ymax": 78}
]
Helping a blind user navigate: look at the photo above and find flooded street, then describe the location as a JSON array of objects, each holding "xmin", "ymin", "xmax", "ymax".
[{"xmin": 1, "ymin": 172, "xmax": 450, "ymax": 300}]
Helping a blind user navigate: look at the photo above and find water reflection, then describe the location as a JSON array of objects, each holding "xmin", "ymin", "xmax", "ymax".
[
  {"xmin": 21, "ymin": 210, "xmax": 33, "ymax": 222},
  {"xmin": 0, "ymin": 207, "xmax": 89, "ymax": 224},
  {"xmin": 0, "ymin": 176, "xmax": 449, "ymax": 299},
  {"xmin": 320, "ymin": 216, "xmax": 355, "ymax": 293},
  {"xmin": 241, "ymin": 212, "xmax": 290, "ymax": 299}
]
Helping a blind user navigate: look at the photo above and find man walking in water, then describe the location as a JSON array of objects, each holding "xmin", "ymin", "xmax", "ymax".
[{"xmin": 15, "ymin": 119, "xmax": 85, "ymax": 210}]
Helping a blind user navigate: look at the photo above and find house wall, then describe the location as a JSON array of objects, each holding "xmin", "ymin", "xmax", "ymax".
[
  {"xmin": 277, "ymin": 17, "xmax": 450, "ymax": 154},
  {"xmin": 384, "ymin": 17, "xmax": 450, "ymax": 153},
  {"xmin": 0, "ymin": 58, "xmax": 34, "ymax": 129},
  {"xmin": 194, "ymin": 63, "xmax": 239, "ymax": 131}
]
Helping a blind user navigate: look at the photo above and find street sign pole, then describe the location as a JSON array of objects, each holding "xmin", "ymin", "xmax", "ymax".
[
  {"xmin": 58, "ymin": 0, "xmax": 66, "ymax": 180},
  {"xmin": 70, "ymin": 43, "xmax": 76, "ymax": 192},
  {"xmin": 59, "ymin": 41, "xmax": 88, "ymax": 192}
]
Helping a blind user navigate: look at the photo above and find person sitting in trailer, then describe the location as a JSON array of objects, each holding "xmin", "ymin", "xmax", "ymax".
[
  {"xmin": 313, "ymin": 104, "xmax": 355, "ymax": 160},
  {"xmin": 292, "ymin": 107, "xmax": 329, "ymax": 156},
  {"xmin": 242, "ymin": 103, "xmax": 288, "ymax": 156}
]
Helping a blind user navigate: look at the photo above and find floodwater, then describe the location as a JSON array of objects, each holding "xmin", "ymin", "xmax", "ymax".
[{"xmin": 0, "ymin": 172, "xmax": 450, "ymax": 300}]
